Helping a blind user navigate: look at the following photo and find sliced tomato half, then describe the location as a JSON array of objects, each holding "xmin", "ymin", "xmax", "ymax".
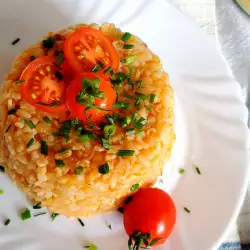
[
  {"xmin": 66, "ymin": 72, "xmax": 116, "ymax": 124},
  {"xmin": 64, "ymin": 27, "xmax": 119, "ymax": 75},
  {"xmin": 20, "ymin": 56, "xmax": 67, "ymax": 114}
]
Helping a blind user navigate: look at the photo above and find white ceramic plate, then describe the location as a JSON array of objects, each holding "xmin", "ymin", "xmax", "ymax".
[{"xmin": 0, "ymin": 0, "xmax": 249, "ymax": 250}]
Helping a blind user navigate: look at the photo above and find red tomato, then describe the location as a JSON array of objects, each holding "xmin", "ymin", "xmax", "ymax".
[
  {"xmin": 66, "ymin": 72, "xmax": 116, "ymax": 124},
  {"xmin": 123, "ymin": 188, "xmax": 176, "ymax": 248},
  {"xmin": 20, "ymin": 56, "xmax": 67, "ymax": 114},
  {"xmin": 64, "ymin": 27, "xmax": 119, "ymax": 74}
]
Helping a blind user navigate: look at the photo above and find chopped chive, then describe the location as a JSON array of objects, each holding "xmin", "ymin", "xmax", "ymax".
[
  {"xmin": 121, "ymin": 116, "xmax": 132, "ymax": 128},
  {"xmin": 91, "ymin": 64, "xmax": 101, "ymax": 73},
  {"xmin": 131, "ymin": 112, "xmax": 138, "ymax": 121},
  {"xmin": 136, "ymin": 131, "xmax": 145, "ymax": 137},
  {"xmin": 98, "ymin": 60, "xmax": 105, "ymax": 68},
  {"xmin": 15, "ymin": 79, "xmax": 25, "ymax": 85},
  {"xmin": 30, "ymin": 55, "xmax": 36, "ymax": 61},
  {"xmin": 74, "ymin": 166, "xmax": 83, "ymax": 175},
  {"xmin": 42, "ymin": 37, "xmax": 56, "ymax": 49},
  {"xmin": 104, "ymin": 125, "xmax": 116, "ymax": 137},
  {"xmin": 21, "ymin": 208, "xmax": 31, "ymax": 220},
  {"xmin": 57, "ymin": 147, "xmax": 72, "ymax": 153},
  {"xmin": 149, "ymin": 93, "xmax": 156, "ymax": 103},
  {"xmin": 33, "ymin": 202, "xmax": 42, "ymax": 209},
  {"xmin": 113, "ymin": 101, "xmax": 130, "ymax": 109},
  {"xmin": 8, "ymin": 108, "xmax": 17, "ymax": 115},
  {"xmin": 0, "ymin": 166, "xmax": 5, "ymax": 172},
  {"xmin": 108, "ymin": 224, "xmax": 112, "ymax": 230},
  {"xmin": 116, "ymin": 150, "xmax": 135, "ymax": 157},
  {"xmin": 120, "ymin": 55, "xmax": 135, "ymax": 65},
  {"xmin": 5, "ymin": 125, "xmax": 11, "ymax": 133},
  {"xmin": 130, "ymin": 183, "xmax": 140, "ymax": 192},
  {"xmin": 43, "ymin": 116, "xmax": 51, "ymax": 124},
  {"xmin": 135, "ymin": 92, "xmax": 147, "ymax": 100},
  {"xmin": 79, "ymin": 134, "xmax": 91, "ymax": 142},
  {"xmin": 4, "ymin": 218, "xmax": 11, "ymax": 226},
  {"xmin": 123, "ymin": 44, "xmax": 134, "ymax": 49},
  {"xmin": 24, "ymin": 119, "xmax": 35, "ymax": 129},
  {"xmin": 195, "ymin": 166, "xmax": 201, "ymax": 175},
  {"xmin": 134, "ymin": 97, "xmax": 142, "ymax": 110},
  {"xmin": 134, "ymin": 117, "xmax": 146, "ymax": 130},
  {"xmin": 52, "ymin": 61, "xmax": 62, "ymax": 70},
  {"xmin": 0, "ymin": 189, "xmax": 4, "ymax": 195},
  {"xmin": 145, "ymin": 105, "xmax": 152, "ymax": 111},
  {"xmin": 104, "ymin": 67, "xmax": 114, "ymax": 76},
  {"xmin": 184, "ymin": 207, "xmax": 191, "ymax": 213},
  {"xmin": 121, "ymin": 32, "xmax": 132, "ymax": 42},
  {"xmin": 125, "ymin": 128, "xmax": 135, "ymax": 135},
  {"xmin": 54, "ymin": 70, "xmax": 63, "ymax": 80},
  {"xmin": 135, "ymin": 80, "xmax": 143, "ymax": 89},
  {"xmin": 122, "ymin": 93, "xmax": 134, "ymax": 99},
  {"xmin": 55, "ymin": 52, "xmax": 64, "ymax": 65},
  {"xmin": 105, "ymin": 114, "xmax": 114, "ymax": 125},
  {"xmin": 34, "ymin": 212, "xmax": 47, "ymax": 217},
  {"xmin": 88, "ymin": 244, "xmax": 98, "ymax": 250},
  {"xmin": 98, "ymin": 163, "xmax": 109, "ymax": 175},
  {"xmin": 127, "ymin": 77, "xmax": 133, "ymax": 86},
  {"xmin": 12, "ymin": 38, "xmax": 20, "ymax": 45},
  {"xmin": 117, "ymin": 207, "xmax": 124, "ymax": 214},
  {"xmin": 36, "ymin": 101, "xmax": 60, "ymax": 107},
  {"xmin": 78, "ymin": 218, "xmax": 85, "ymax": 227},
  {"xmin": 71, "ymin": 118, "xmax": 79, "ymax": 126},
  {"xmin": 179, "ymin": 168, "xmax": 185, "ymax": 174},
  {"xmin": 101, "ymin": 138, "xmax": 110, "ymax": 150},
  {"xmin": 55, "ymin": 159, "xmax": 65, "ymax": 167},
  {"xmin": 51, "ymin": 212, "xmax": 59, "ymax": 221},
  {"xmin": 26, "ymin": 138, "xmax": 35, "ymax": 148},
  {"xmin": 41, "ymin": 140, "xmax": 48, "ymax": 155}
]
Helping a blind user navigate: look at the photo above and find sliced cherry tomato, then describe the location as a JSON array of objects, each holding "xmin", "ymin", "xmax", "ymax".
[
  {"xmin": 20, "ymin": 56, "xmax": 67, "ymax": 114},
  {"xmin": 123, "ymin": 188, "xmax": 176, "ymax": 248},
  {"xmin": 64, "ymin": 27, "xmax": 119, "ymax": 75},
  {"xmin": 66, "ymin": 72, "xmax": 116, "ymax": 124}
]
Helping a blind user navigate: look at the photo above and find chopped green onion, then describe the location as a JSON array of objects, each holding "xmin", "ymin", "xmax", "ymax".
[
  {"xmin": 78, "ymin": 218, "xmax": 85, "ymax": 227},
  {"xmin": 116, "ymin": 150, "xmax": 135, "ymax": 157},
  {"xmin": 42, "ymin": 37, "xmax": 56, "ymax": 49},
  {"xmin": 55, "ymin": 52, "xmax": 64, "ymax": 65},
  {"xmin": 0, "ymin": 189, "xmax": 4, "ymax": 195},
  {"xmin": 24, "ymin": 119, "xmax": 35, "ymax": 129},
  {"xmin": 120, "ymin": 55, "xmax": 135, "ymax": 65},
  {"xmin": 122, "ymin": 93, "xmax": 134, "ymax": 99},
  {"xmin": 30, "ymin": 55, "xmax": 36, "ymax": 61},
  {"xmin": 135, "ymin": 80, "xmax": 143, "ymax": 89},
  {"xmin": 125, "ymin": 128, "xmax": 135, "ymax": 135},
  {"xmin": 130, "ymin": 183, "xmax": 140, "ymax": 192},
  {"xmin": 184, "ymin": 207, "xmax": 191, "ymax": 213},
  {"xmin": 4, "ymin": 218, "xmax": 11, "ymax": 226},
  {"xmin": 74, "ymin": 166, "xmax": 83, "ymax": 175},
  {"xmin": 195, "ymin": 166, "xmax": 201, "ymax": 175},
  {"xmin": 79, "ymin": 134, "xmax": 91, "ymax": 142},
  {"xmin": 108, "ymin": 224, "xmax": 112, "ymax": 230},
  {"xmin": 131, "ymin": 112, "xmax": 138, "ymax": 121},
  {"xmin": 101, "ymin": 138, "xmax": 110, "ymax": 150},
  {"xmin": 98, "ymin": 163, "xmax": 110, "ymax": 175},
  {"xmin": 21, "ymin": 208, "xmax": 31, "ymax": 220},
  {"xmin": 104, "ymin": 125, "xmax": 116, "ymax": 137},
  {"xmin": 57, "ymin": 147, "xmax": 72, "ymax": 153},
  {"xmin": 41, "ymin": 140, "xmax": 48, "ymax": 155},
  {"xmin": 127, "ymin": 77, "xmax": 133, "ymax": 86},
  {"xmin": 121, "ymin": 32, "xmax": 132, "ymax": 42},
  {"xmin": 134, "ymin": 97, "xmax": 142, "ymax": 110},
  {"xmin": 33, "ymin": 202, "xmax": 42, "ymax": 209},
  {"xmin": 113, "ymin": 101, "xmax": 130, "ymax": 109},
  {"xmin": 26, "ymin": 138, "xmax": 35, "ymax": 148},
  {"xmin": 105, "ymin": 114, "xmax": 114, "ymax": 125},
  {"xmin": 91, "ymin": 64, "xmax": 101, "ymax": 73},
  {"xmin": 0, "ymin": 166, "xmax": 5, "ymax": 172},
  {"xmin": 71, "ymin": 118, "xmax": 79, "ymax": 126},
  {"xmin": 88, "ymin": 244, "xmax": 98, "ymax": 250},
  {"xmin": 121, "ymin": 116, "xmax": 132, "ymax": 128},
  {"xmin": 104, "ymin": 67, "xmax": 114, "ymax": 76},
  {"xmin": 179, "ymin": 168, "xmax": 185, "ymax": 174},
  {"xmin": 149, "ymin": 93, "xmax": 156, "ymax": 103},
  {"xmin": 43, "ymin": 116, "xmax": 51, "ymax": 124},
  {"xmin": 12, "ymin": 38, "xmax": 20, "ymax": 45},
  {"xmin": 134, "ymin": 117, "xmax": 146, "ymax": 130},
  {"xmin": 54, "ymin": 70, "xmax": 63, "ymax": 80},
  {"xmin": 145, "ymin": 105, "xmax": 152, "ymax": 111},
  {"xmin": 36, "ymin": 101, "xmax": 60, "ymax": 107},
  {"xmin": 8, "ymin": 108, "xmax": 17, "ymax": 115},
  {"xmin": 15, "ymin": 79, "xmax": 25, "ymax": 85},
  {"xmin": 136, "ymin": 131, "xmax": 145, "ymax": 137},
  {"xmin": 98, "ymin": 60, "xmax": 105, "ymax": 68},
  {"xmin": 123, "ymin": 44, "xmax": 134, "ymax": 49},
  {"xmin": 55, "ymin": 159, "xmax": 65, "ymax": 167},
  {"xmin": 135, "ymin": 92, "xmax": 147, "ymax": 100},
  {"xmin": 34, "ymin": 212, "xmax": 47, "ymax": 217},
  {"xmin": 51, "ymin": 212, "xmax": 59, "ymax": 221}
]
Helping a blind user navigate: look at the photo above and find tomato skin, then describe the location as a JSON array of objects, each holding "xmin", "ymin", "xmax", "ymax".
[
  {"xmin": 123, "ymin": 188, "xmax": 176, "ymax": 246},
  {"xmin": 64, "ymin": 27, "xmax": 119, "ymax": 75},
  {"xmin": 66, "ymin": 72, "xmax": 116, "ymax": 124},
  {"xmin": 20, "ymin": 56, "xmax": 67, "ymax": 114}
]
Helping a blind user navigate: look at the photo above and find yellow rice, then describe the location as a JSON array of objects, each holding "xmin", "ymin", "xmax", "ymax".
[{"xmin": 0, "ymin": 23, "xmax": 175, "ymax": 218}]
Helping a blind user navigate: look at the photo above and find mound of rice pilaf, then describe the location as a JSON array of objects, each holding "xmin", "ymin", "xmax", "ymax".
[{"xmin": 0, "ymin": 23, "xmax": 175, "ymax": 217}]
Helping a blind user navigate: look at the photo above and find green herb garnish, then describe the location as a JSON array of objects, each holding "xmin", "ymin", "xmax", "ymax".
[
  {"xmin": 55, "ymin": 159, "xmax": 65, "ymax": 167},
  {"xmin": 130, "ymin": 183, "xmax": 140, "ymax": 192},
  {"xmin": 98, "ymin": 60, "xmax": 105, "ymax": 68},
  {"xmin": 57, "ymin": 147, "xmax": 72, "ymax": 153},
  {"xmin": 104, "ymin": 67, "xmax": 114, "ymax": 76},
  {"xmin": 33, "ymin": 202, "xmax": 42, "ymax": 209},
  {"xmin": 26, "ymin": 138, "xmax": 35, "ymax": 148},
  {"xmin": 125, "ymin": 128, "xmax": 135, "ymax": 135},
  {"xmin": 23, "ymin": 119, "xmax": 35, "ymax": 129},
  {"xmin": 149, "ymin": 93, "xmax": 156, "ymax": 103},
  {"xmin": 121, "ymin": 32, "xmax": 132, "ymax": 42},
  {"xmin": 122, "ymin": 93, "xmax": 134, "ymax": 100},
  {"xmin": 74, "ymin": 166, "xmax": 83, "ymax": 175},
  {"xmin": 78, "ymin": 218, "xmax": 85, "ymax": 227},
  {"xmin": 98, "ymin": 163, "xmax": 109, "ymax": 175},
  {"xmin": 136, "ymin": 131, "xmax": 145, "ymax": 137},
  {"xmin": 55, "ymin": 52, "xmax": 64, "ymax": 65},
  {"xmin": 42, "ymin": 37, "xmax": 56, "ymax": 49},
  {"xmin": 135, "ymin": 80, "xmax": 143, "ymax": 89},
  {"xmin": 131, "ymin": 112, "xmax": 138, "ymax": 121},
  {"xmin": 116, "ymin": 150, "xmax": 135, "ymax": 157},
  {"xmin": 145, "ymin": 105, "xmax": 152, "ymax": 111},
  {"xmin": 34, "ymin": 212, "xmax": 47, "ymax": 217},
  {"xmin": 184, "ymin": 207, "xmax": 191, "ymax": 213},
  {"xmin": 120, "ymin": 55, "xmax": 135, "ymax": 65},
  {"xmin": 195, "ymin": 166, "xmax": 201, "ymax": 175},
  {"xmin": 179, "ymin": 168, "xmax": 185, "ymax": 174},
  {"xmin": 8, "ymin": 108, "xmax": 17, "ymax": 115},
  {"xmin": 123, "ymin": 44, "xmax": 134, "ymax": 49},
  {"xmin": 41, "ymin": 140, "xmax": 48, "ymax": 155},
  {"xmin": 54, "ymin": 70, "xmax": 63, "ymax": 80},
  {"xmin": 0, "ymin": 189, "xmax": 4, "ymax": 195},
  {"xmin": 121, "ymin": 116, "xmax": 132, "ymax": 128},
  {"xmin": 101, "ymin": 138, "xmax": 110, "ymax": 150},
  {"xmin": 12, "ymin": 38, "xmax": 20, "ymax": 45},
  {"xmin": 4, "ymin": 218, "xmax": 11, "ymax": 226},
  {"xmin": 113, "ymin": 101, "xmax": 130, "ymax": 109},
  {"xmin": 79, "ymin": 134, "xmax": 91, "ymax": 142},
  {"xmin": 21, "ymin": 208, "xmax": 31, "ymax": 220},
  {"xmin": 51, "ymin": 212, "xmax": 59, "ymax": 221},
  {"xmin": 105, "ymin": 114, "xmax": 114, "ymax": 125},
  {"xmin": 5, "ymin": 125, "xmax": 11, "ymax": 133},
  {"xmin": 104, "ymin": 125, "xmax": 116, "ymax": 137},
  {"xmin": 15, "ymin": 79, "xmax": 25, "ymax": 85},
  {"xmin": 135, "ymin": 92, "xmax": 147, "ymax": 100},
  {"xmin": 134, "ymin": 117, "xmax": 146, "ymax": 130},
  {"xmin": 43, "ymin": 116, "xmax": 51, "ymax": 124},
  {"xmin": 91, "ymin": 64, "xmax": 101, "ymax": 73},
  {"xmin": 88, "ymin": 244, "xmax": 98, "ymax": 250}
]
